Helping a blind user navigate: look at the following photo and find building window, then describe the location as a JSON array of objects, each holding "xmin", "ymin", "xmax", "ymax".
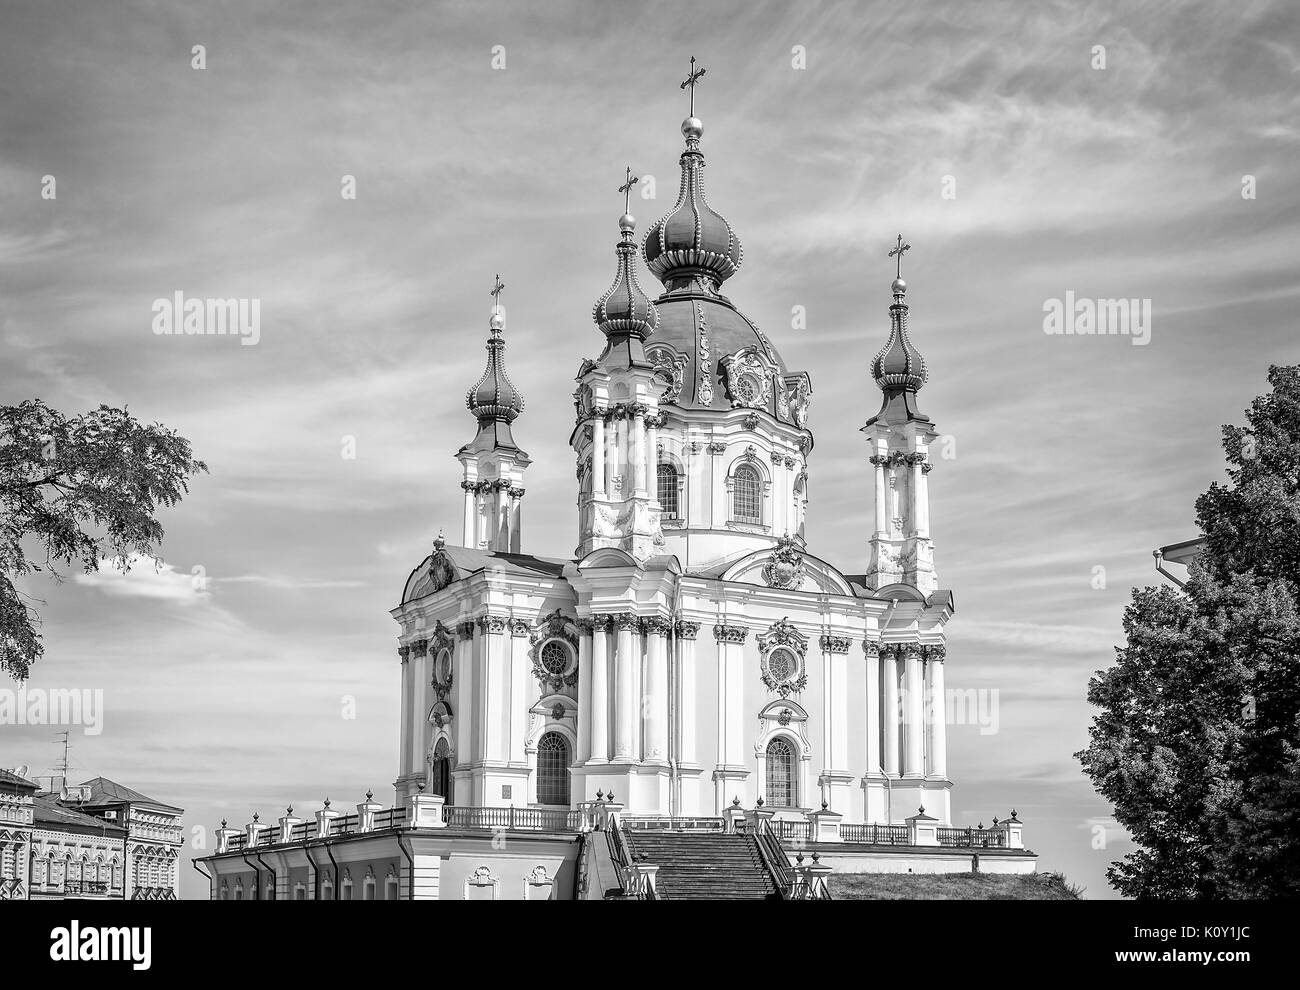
[
  {"xmin": 765, "ymin": 737, "xmax": 796, "ymax": 808},
  {"xmin": 386, "ymin": 877, "xmax": 399, "ymax": 900},
  {"xmin": 732, "ymin": 464, "xmax": 762, "ymax": 524},
  {"xmin": 536, "ymin": 731, "xmax": 571, "ymax": 806},
  {"xmin": 430, "ymin": 737, "xmax": 452, "ymax": 800},
  {"xmin": 657, "ymin": 463, "xmax": 680, "ymax": 519},
  {"xmin": 540, "ymin": 640, "xmax": 569, "ymax": 676}
]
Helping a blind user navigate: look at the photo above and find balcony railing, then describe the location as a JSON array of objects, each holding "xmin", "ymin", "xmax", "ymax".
[
  {"xmin": 441, "ymin": 806, "xmax": 583, "ymax": 832},
  {"xmin": 621, "ymin": 816, "xmax": 725, "ymax": 832},
  {"xmin": 839, "ymin": 823, "xmax": 910, "ymax": 845},
  {"xmin": 773, "ymin": 820, "xmax": 813, "ymax": 841},
  {"xmin": 937, "ymin": 826, "xmax": 1007, "ymax": 848}
]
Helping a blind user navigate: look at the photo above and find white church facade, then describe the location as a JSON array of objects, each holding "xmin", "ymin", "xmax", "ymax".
[{"xmin": 199, "ymin": 91, "xmax": 1035, "ymax": 900}]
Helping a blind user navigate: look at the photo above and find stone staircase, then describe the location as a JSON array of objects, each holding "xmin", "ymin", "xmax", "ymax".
[{"xmin": 621, "ymin": 830, "xmax": 782, "ymax": 900}]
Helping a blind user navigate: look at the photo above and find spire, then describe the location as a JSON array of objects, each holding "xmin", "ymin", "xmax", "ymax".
[
  {"xmin": 463, "ymin": 278, "xmax": 526, "ymax": 454},
  {"xmin": 592, "ymin": 168, "xmax": 659, "ymax": 366},
  {"xmin": 643, "ymin": 58, "xmax": 743, "ymax": 292},
  {"xmin": 866, "ymin": 236, "xmax": 930, "ymax": 426}
]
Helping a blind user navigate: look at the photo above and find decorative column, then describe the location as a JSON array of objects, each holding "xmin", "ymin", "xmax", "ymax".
[
  {"xmin": 714, "ymin": 624, "xmax": 748, "ymax": 771},
  {"xmin": 508, "ymin": 619, "xmax": 531, "ymax": 765},
  {"xmin": 588, "ymin": 617, "xmax": 610, "ymax": 764},
  {"xmin": 591, "ymin": 415, "xmax": 607, "ymax": 498},
  {"xmin": 576, "ymin": 619, "xmax": 594, "ymax": 763},
  {"xmin": 397, "ymin": 644, "xmax": 412, "ymax": 781},
  {"xmin": 478, "ymin": 615, "xmax": 509, "ymax": 764},
  {"xmin": 454, "ymin": 621, "xmax": 475, "ymax": 768},
  {"xmin": 646, "ymin": 412, "xmax": 661, "ymax": 500},
  {"xmin": 675, "ymin": 621, "xmax": 700, "ymax": 769},
  {"xmin": 865, "ymin": 641, "xmax": 881, "ymax": 774},
  {"xmin": 643, "ymin": 617, "xmax": 670, "ymax": 763},
  {"xmin": 461, "ymin": 481, "xmax": 477, "ymax": 547},
  {"xmin": 631, "ymin": 406, "xmax": 648, "ymax": 496},
  {"xmin": 411, "ymin": 639, "xmax": 430, "ymax": 780},
  {"xmin": 912, "ymin": 452, "xmax": 930, "ymax": 538},
  {"xmin": 926, "ymin": 644, "xmax": 947, "ymax": 778},
  {"xmin": 508, "ymin": 486, "xmax": 524, "ymax": 553},
  {"xmin": 613, "ymin": 612, "xmax": 639, "ymax": 763},
  {"xmin": 903, "ymin": 644, "xmax": 925, "ymax": 778},
  {"xmin": 476, "ymin": 482, "xmax": 490, "ymax": 549},
  {"xmin": 882, "ymin": 645, "xmax": 900, "ymax": 778},
  {"xmin": 871, "ymin": 452, "xmax": 887, "ymax": 536},
  {"xmin": 819, "ymin": 634, "xmax": 851, "ymax": 810}
]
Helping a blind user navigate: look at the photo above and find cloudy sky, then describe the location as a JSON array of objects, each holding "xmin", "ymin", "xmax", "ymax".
[{"xmin": 1, "ymin": 0, "xmax": 1296, "ymax": 899}]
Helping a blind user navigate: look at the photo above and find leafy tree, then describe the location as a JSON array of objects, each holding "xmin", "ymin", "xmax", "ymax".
[
  {"xmin": 1078, "ymin": 364, "xmax": 1300, "ymax": 898},
  {"xmin": 0, "ymin": 400, "xmax": 207, "ymax": 680}
]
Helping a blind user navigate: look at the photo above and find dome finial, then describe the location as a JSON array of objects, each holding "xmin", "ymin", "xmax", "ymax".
[
  {"xmin": 618, "ymin": 166, "xmax": 639, "ymax": 238},
  {"xmin": 888, "ymin": 234, "xmax": 911, "ymax": 298},
  {"xmin": 488, "ymin": 274, "xmax": 506, "ymax": 332}
]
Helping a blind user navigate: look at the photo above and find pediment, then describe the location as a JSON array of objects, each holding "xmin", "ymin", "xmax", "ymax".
[{"xmin": 720, "ymin": 541, "xmax": 854, "ymax": 596}]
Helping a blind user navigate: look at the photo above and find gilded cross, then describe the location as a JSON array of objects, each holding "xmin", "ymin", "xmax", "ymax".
[
  {"xmin": 490, "ymin": 273, "xmax": 505, "ymax": 304},
  {"xmin": 680, "ymin": 56, "xmax": 706, "ymax": 116},
  {"xmin": 888, "ymin": 234, "xmax": 911, "ymax": 279},
  {"xmin": 618, "ymin": 166, "xmax": 639, "ymax": 213}
]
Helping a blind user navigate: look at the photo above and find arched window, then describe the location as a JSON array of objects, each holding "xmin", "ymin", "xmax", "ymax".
[
  {"xmin": 732, "ymin": 464, "xmax": 762, "ymax": 524},
  {"xmin": 765, "ymin": 737, "xmax": 796, "ymax": 808},
  {"xmin": 430, "ymin": 737, "xmax": 452, "ymax": 800},
  {"xmin": 386, "ymin": 877, "xmax": 400, "ymax": 901},
  {"xmin": 536, "ymin": 732, "xmax": 571, "ymax": 806},
  {"xmin": 657, "ymin": 463, "xmax": 680, "ymax": 519}
]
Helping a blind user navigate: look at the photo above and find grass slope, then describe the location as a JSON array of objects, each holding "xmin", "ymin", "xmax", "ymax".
[{"xmin": 829, "ymin": 871, "xmax": 1082, "ymax": 900}]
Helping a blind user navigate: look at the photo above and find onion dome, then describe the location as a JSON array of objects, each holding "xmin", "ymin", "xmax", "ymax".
[
  {"xmin": 593, "ymin": 212, "xmax": 659, "ymax": 340},
  {"xmin": 643, "ymin": 116, "xmax": 743, "ymax": 291},
  {"xmin": 466, "ymin": 307, "xmax": 523, "ymax": 422},
  {"xmin": 866, "ymin": 276, "xmax": 931, "ymax": 426},
  {"xmin": 462, "ymin": 305, "xmax": 527, "ymax": 455}
]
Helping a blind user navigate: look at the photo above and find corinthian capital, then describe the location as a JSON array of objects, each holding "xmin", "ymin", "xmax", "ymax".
[
  {"xmin": 819, "ymin": 635, "xmax": 852, "ymax": 654},
  {"xmin": 713, "ymin": 624, "xmax": 748, "ymax": 644}
]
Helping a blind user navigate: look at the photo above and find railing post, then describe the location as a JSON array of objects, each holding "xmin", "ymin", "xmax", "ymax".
[
  {"xmin": 995, "ymin": 811, "xmax": 1024, "ymax": 849},
  {"xmin": 407, "ymin": 790, "xmax": 447, "ymax": 828},
  {"xmin": 809, "ymin": 802, "xmax": 843, "ymax": 843},
  {"xmin": 509, "ymin": 805, "xmax": 515, "ymax": 831},
  {"xmin": 906, "ymin": 806, "xmax": 940, "ymax": 846},
  {"xmin": 356, "ymin": 790, "xmax": 383, "ymax": 833}
]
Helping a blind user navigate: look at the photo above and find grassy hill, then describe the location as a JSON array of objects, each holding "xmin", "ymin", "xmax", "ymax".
[{"xmin": 829, "ymin": 871, "xmax": 1082, "ymax": 900}]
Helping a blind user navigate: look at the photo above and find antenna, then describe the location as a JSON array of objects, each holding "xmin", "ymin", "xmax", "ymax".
[{"xmin": 53, "ymin": 729, "xmax": 72, "ymax": 793}]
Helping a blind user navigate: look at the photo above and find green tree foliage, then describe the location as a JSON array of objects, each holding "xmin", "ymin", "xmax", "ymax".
[
  {"xmin": 1078, "ymin": 365, "xmax": 1300, "ymax": 898},
  {"xmin": 0, "ymin": 400, "xmax": 207, "ymax": 680}
]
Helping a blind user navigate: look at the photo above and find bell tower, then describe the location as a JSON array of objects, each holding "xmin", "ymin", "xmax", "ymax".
[
  {"xmin": 458, "ymin": 279, "xmax": 529, "ymax": 552},
  {"xmin": 863, "ymin": 238, "xmax": 939, "ymax": 594},
  {"xmin": 571, "ymin": 174, "xmax": 666, "ymax": 560}
]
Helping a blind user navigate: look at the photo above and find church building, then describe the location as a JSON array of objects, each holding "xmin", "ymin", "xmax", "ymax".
[{"xmin": 199, "ymin": 77, "xmax": 1035, "ymax": 899}]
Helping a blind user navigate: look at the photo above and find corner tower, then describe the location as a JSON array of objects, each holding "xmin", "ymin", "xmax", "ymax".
[
  {"xmin": 459, "ymin": 280, "xmax": 530, "ymax": 552},
  {"xmin": 863, "ymin": 238, "xmax": 939, "ymax": 594}
]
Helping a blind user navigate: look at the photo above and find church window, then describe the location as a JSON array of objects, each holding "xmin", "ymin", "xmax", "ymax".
[
  {"xmin": 735, "ymin": 373, "xmax": 760, "ymax": 406},
  {"xmin": 430, "ymin": 737, "xmax": 452, "ymax": 800},
  {"xmin": 657, "ymin": 463, "xmax": 680, "ymax": 519},
  {"xmin": 767, "ymin": 648, "xmax": 795, "ymax": 682},
  {"xmin": 766, "ymin": 737, "xmax": 796, "ymax": 808},
  {"xmin": 732, "ymin": 465, "xmax": 762, "ymax": 524},
  {"xmin": 540, "ymin": 640, "xmax": 570, "ymax": 676},
  {"xmin": 536, "ymin": 731, "xmax": 571, "ymax": 806}
]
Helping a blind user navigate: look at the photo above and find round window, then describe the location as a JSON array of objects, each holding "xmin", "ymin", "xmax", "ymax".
[
  {"xmin": 540, "ymin": 640, "xmax": 569, "ymax": 675},
  {"xmin": 736, "ymin": 375, "xmax": 759, "ymax": 405},
  {"xmin": 768, "ymin": 649, "xmax": 795, "ymax": 681}
]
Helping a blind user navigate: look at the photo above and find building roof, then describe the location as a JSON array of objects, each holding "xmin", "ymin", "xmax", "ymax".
[
  {"xmin": 75, "ymin": 776, "xmax": 183, "ymax": 814},
  {"xmin": 402, "ymin": 544, "xmax": 571, "ymax": 604},
  {"xmin": 32, "ymin": 795, "xmax": 128, "ymax": 835},
  {"xmin": 0, "ymin": 767, "xmax": 38, "ymax": 793}
]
